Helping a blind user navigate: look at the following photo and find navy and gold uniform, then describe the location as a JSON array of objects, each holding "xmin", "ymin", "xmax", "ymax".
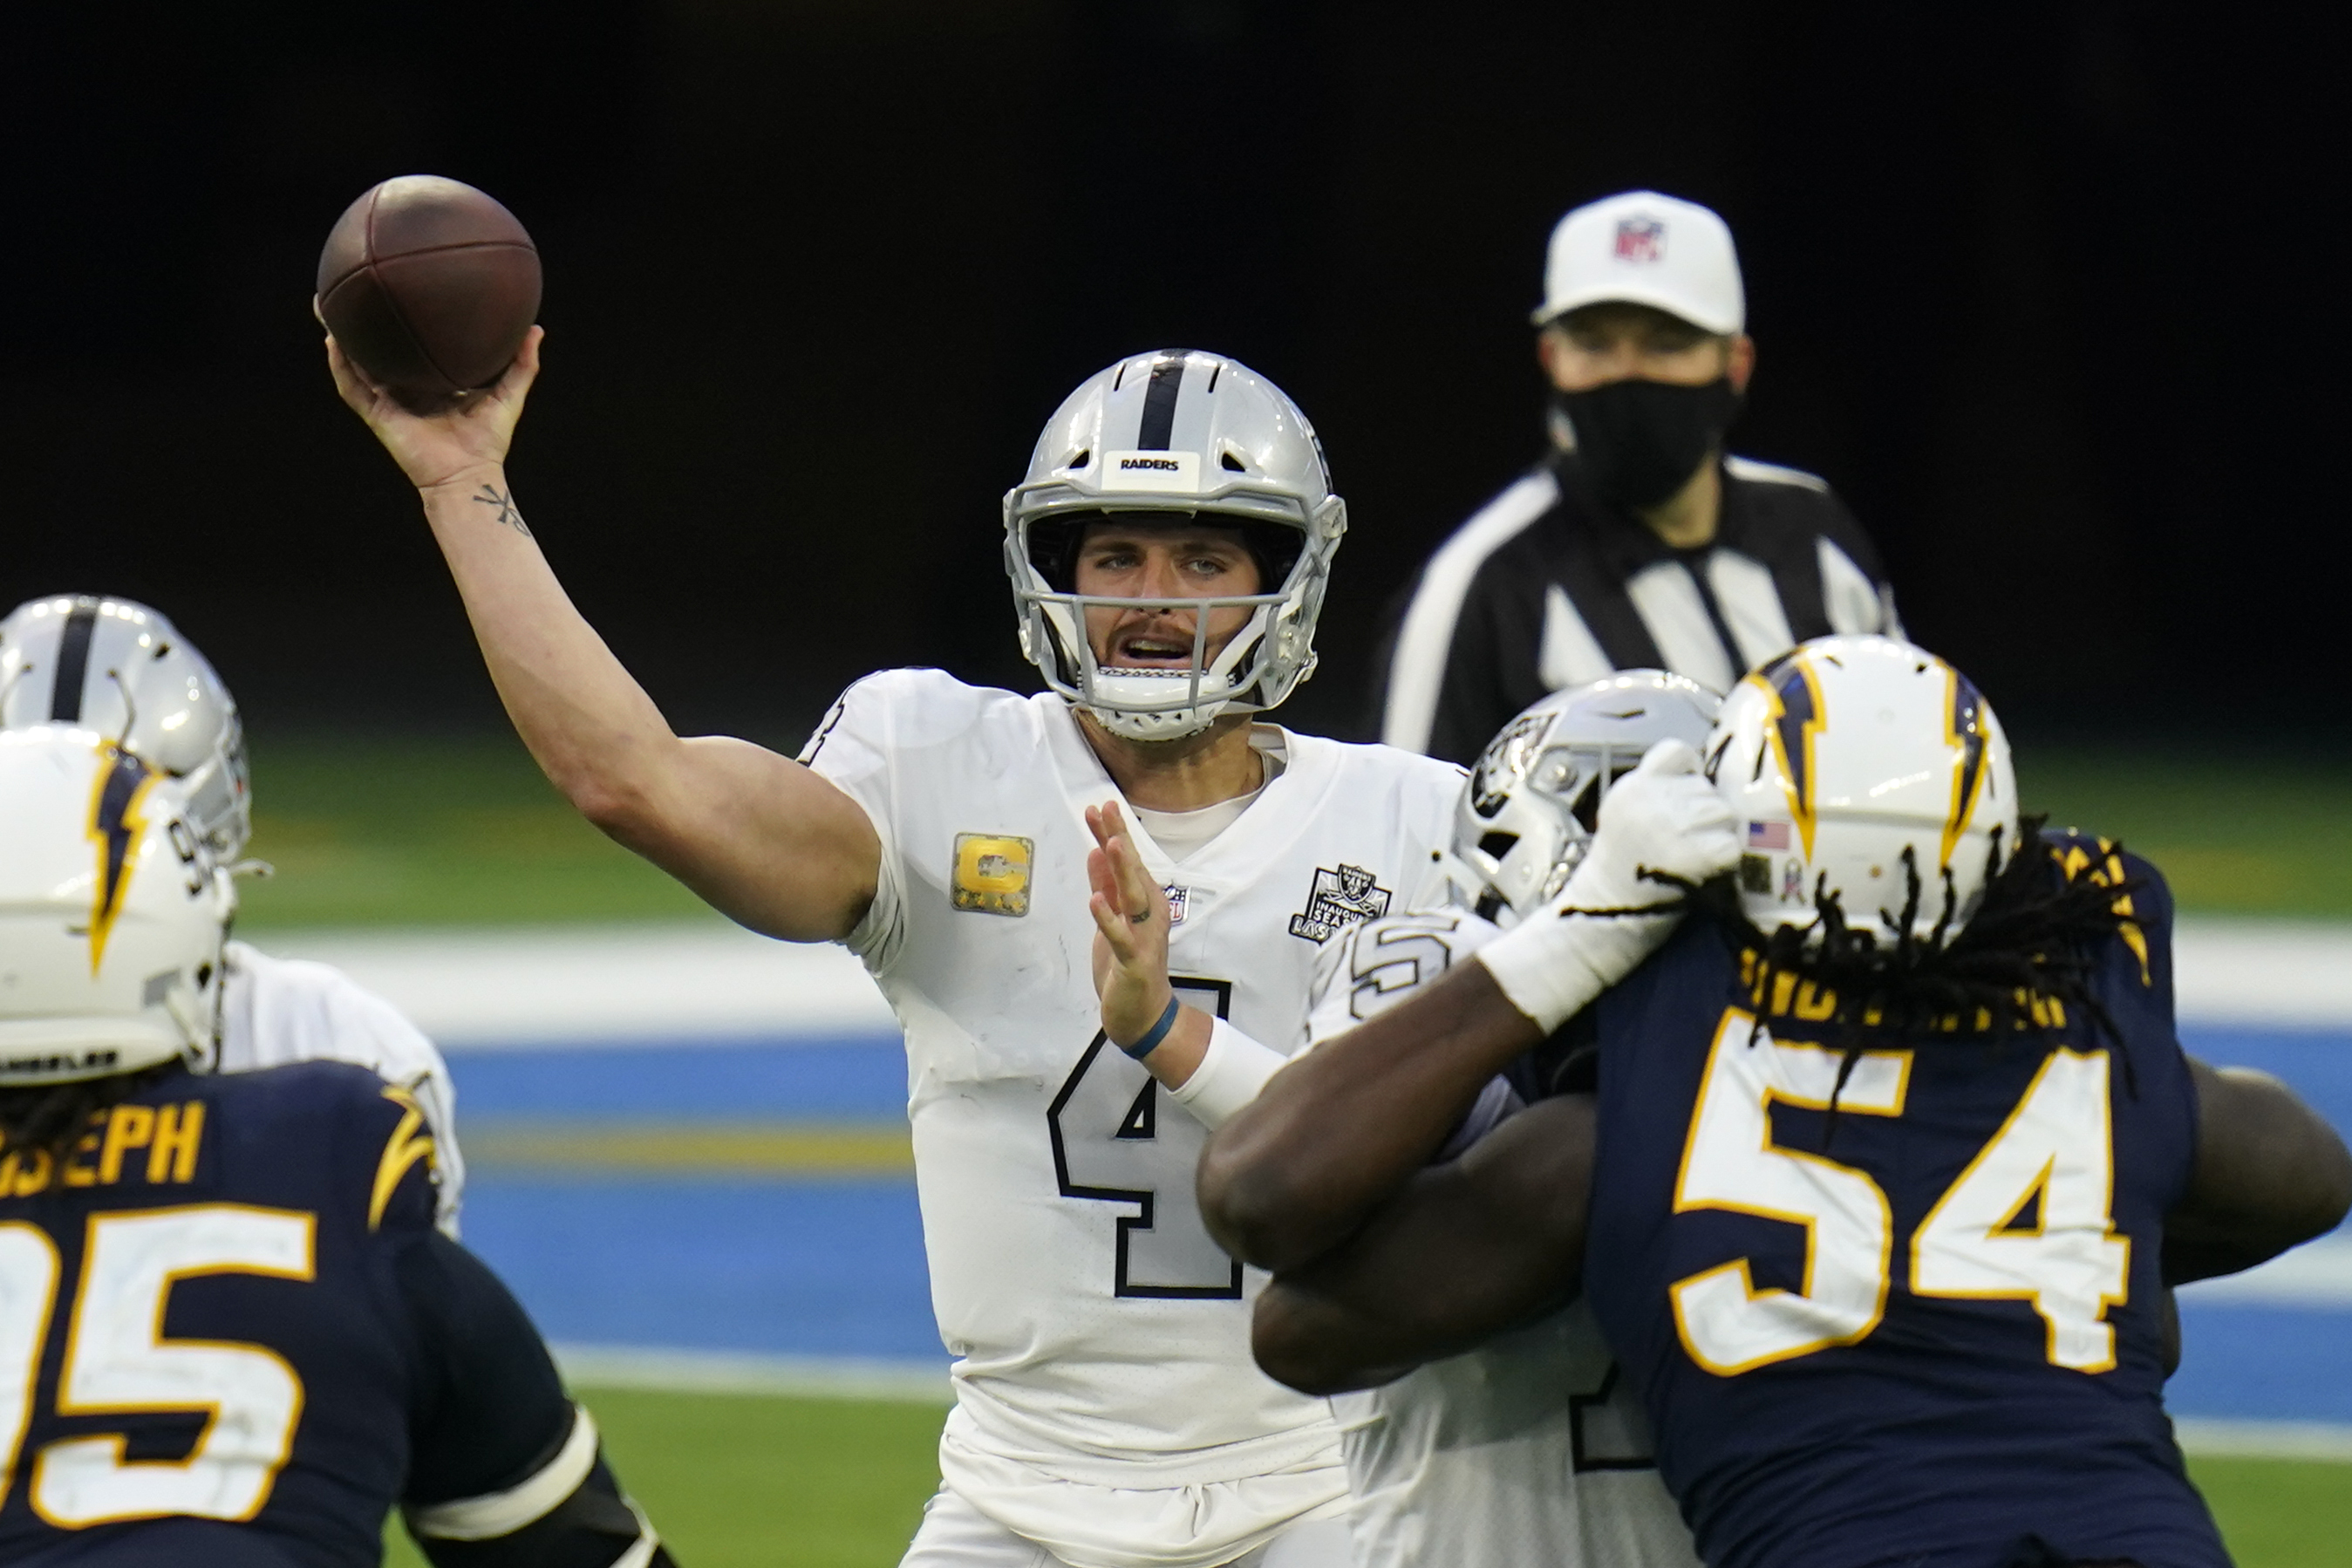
[
  {"xmin": 1584, "ymin": 837, "xmax": 2228, "ymax": 1568},
  {"xmin": 0, "ymin": 1060, "xmax": 665, "ymax": 1567}
]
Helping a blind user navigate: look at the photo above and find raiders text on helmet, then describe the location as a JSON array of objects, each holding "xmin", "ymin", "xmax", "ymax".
[
  {"xmin": 1449, "ymin": 672, "xmax": 1721, "ymax": 926},
  {"xmin": 0, "ymin": 595, "xmax": 253, "ymax": 860},
  {"xmin": 1003, "ymin": 351, "xmax": 1345, "ymax": 740},
  {"xmin": 0, "ymin": 729, "xmax": 237, "ymax": 1085},
  {"xmin": 1708, "ymin": 635, "xmax": 2017, "ymax": 943}
]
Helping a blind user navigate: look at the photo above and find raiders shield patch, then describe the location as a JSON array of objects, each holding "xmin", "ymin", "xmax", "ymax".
[{"xmin": 1287, "ymin": 862, "xmax": 1393, "ymax": 944}]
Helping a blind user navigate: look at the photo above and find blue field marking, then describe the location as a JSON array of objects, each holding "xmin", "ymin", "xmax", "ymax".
[
  {"xmin": 447, "ymin": 1035, "xmax": 907, "ymax": 1121},
  {"xmin": 2168, "ymin": 1305, "xmax": 2352, "ymax": 1424},
  {"xmin": 2177, "ymin": 1023, "xmax": 2352, "ymax": 1133},
  {"xmin": 463, "ymin": 1175, "xmax": 944, "ymax": 1362},
  {"xmin": 449, "ymin": 1028, "xmax": 2352, "ymax": 1424}
]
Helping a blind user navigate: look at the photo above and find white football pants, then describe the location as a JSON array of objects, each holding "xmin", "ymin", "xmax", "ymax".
[{"xmin": 901, "ymin": 1483, "xmax": 1355, "ymax": 1568}]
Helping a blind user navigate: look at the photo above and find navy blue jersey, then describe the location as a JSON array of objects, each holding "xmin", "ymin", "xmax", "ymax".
[
  {"xmin": 0, "ymin": 1060, "xmax": 574, "ymax": 1567},
  {"xmin": 1584, "ymin": 836, "xmax": 2227, "ymax": 1568}
]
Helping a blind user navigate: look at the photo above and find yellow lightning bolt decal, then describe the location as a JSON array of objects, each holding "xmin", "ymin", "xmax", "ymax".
[{"xmin": 85, "ymin": 746, "xmax": 158, "ymax": 975}]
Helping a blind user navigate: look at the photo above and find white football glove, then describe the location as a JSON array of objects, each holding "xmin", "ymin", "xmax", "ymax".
[{"xmin": 1475, "ymin": 738, "xmax": 1742, "ymax": 1033}]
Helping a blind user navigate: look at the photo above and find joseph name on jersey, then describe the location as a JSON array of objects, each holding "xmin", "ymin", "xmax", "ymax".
[
  {"xmin": 803, "ymin": 670, "xmax": 1458, "ymax": 1519},
  {"xmin": 1304, "ymin": 908, "xmax": 1698, "ymax": 1568}
]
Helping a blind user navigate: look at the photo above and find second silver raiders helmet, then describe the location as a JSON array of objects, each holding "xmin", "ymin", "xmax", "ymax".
[
  {"xmin": 1709, "ymin": 634, "xmax": 2016, "ymax": 943},
  {"xmin": 1453, "ymin": 671, "xmax": 1721, "ymax": 925},
  {"xmin": 1003, "ymin": 350, "xmax": 1345, "ymax": 740},
  {"xmin": 0, "ymin": 728, "xmax": 236, "ymax": 1085},
  {"xmin": 0, "ymin": 595, "xmax": 252, "ymax": 860}
]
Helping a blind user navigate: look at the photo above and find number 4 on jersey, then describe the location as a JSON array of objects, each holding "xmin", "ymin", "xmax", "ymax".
[{"xmin": 1047, "ymin": 978, "xmax": 1242, "ymax": 1299}]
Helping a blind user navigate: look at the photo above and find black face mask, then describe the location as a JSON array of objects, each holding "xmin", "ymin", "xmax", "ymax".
[{"xmin": 1551, "ymin": 377, "xmax": 1742, "ymax": 513}]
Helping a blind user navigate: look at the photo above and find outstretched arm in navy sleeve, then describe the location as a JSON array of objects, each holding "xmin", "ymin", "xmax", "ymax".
[{"xmin": 397, "ymin": 1232, "xmax": 678, "ymax": 1568}]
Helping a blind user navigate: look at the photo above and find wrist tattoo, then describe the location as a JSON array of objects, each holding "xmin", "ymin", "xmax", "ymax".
[{"xmin": 472, "ymin": 483, "xmax": 531, "ymax": 537}]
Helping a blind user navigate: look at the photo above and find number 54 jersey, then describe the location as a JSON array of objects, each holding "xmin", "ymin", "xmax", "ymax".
[
  {"xmin": 803, "ymin": 671, "xmax": 1461, "ymax": 1556},
  {"xmin": 1582, "ymin": 835, "xmax": 2229, "ymax": 1568}
]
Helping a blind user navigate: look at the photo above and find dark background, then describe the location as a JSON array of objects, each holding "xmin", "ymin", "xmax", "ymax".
[{"xmin": 3, "ymin": 2, "xmax": 2342, "ymax": 747}]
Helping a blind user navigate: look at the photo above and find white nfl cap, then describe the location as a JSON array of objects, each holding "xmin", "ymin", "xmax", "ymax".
[{"xmin": 1532, "ymin": 190, "xmax": 1745, "ymax": 336}]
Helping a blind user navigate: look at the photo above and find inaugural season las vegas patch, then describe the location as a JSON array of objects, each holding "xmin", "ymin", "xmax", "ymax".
[
  {"xmin": 952, "ymin": 833, "xmax": 1033, "ymax": 917},
  {"xmin": 1288, "ymin": 862, "xmax": 1392, "ymax": 943}
]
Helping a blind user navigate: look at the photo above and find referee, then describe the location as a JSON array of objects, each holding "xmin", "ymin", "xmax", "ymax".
[{"xmin": 1376, "ymin": 191, "xmax": 1901, "ymax": 763}]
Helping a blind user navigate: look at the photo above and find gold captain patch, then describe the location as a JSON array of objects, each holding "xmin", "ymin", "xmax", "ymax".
[{"xmin": 952, "ymin": 833, "xmax": 1033, "ymax": 917}]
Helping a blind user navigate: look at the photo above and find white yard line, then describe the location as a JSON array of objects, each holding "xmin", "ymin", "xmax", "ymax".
[
  {"xmin": 554, "ymin": 1343, "xmax": 950, "ymax": 1403},
  {"xmin": 2171, "ymin": 1419, "xmax": 2352, "ymax": 1462},
  {"xmin": 253, "ymin": 917, "xmax": 2352, "ymax": 1047},
  {"xmin": 2174, "ymin": 918, "xmax": 2352, "ymax": 1031},
  {"xmin": 256, "ymin": 922, "xmax": 895, "ymax": 1046},
  {"xmin": 549, "ymin": 1342, "xmax": 2352, "ymax": 1461},
  {"xmin": 2177, "ymin": 1234, "xmax": 2352, "ymax": 1310}
]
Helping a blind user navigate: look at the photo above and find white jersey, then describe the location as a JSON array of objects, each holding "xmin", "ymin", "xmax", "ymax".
[
  {"xmin": 218, "ymin": 939, "xmax": 465, "ymax": 1234},
  {"xmin": 1305, "ymin": 910, "xmax": 1699, "ymax": 1568},
  {"xmin": 803, "ymin": 670, "xmax": 1461, "ymax": 1568}
]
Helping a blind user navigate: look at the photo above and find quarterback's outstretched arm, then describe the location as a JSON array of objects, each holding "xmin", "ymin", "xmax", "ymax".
[{"xmin": 327, "ymin": 331, "xmax": 879, "ymax": 942}]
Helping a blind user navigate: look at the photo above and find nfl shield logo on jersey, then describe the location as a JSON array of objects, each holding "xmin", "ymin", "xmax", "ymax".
[
  {"xmin": 1615, "ymin": 215, "xmax": 1666, "ymax": 263},
  {"xmin": 1288, "ymin": 863, "xmax": 1393, "ymax": 943}
]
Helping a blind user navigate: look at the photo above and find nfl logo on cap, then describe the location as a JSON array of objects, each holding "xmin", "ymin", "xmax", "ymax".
[
  {"xmin": 1534, "ymin": 190, "xmax": 1746, "ymax": 337},
  {"xmin": 1614, "ymin": 216, "xmax": 1666, "ymax": 264}
]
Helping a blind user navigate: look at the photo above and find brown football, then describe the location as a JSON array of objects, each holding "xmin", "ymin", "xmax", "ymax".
[{"xmin": 317, "ymin": 175, "xmax": 541, "ymax": 409}]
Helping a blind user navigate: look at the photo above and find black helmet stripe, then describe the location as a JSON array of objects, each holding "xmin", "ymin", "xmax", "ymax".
[
  {"xmin": 1135, "ymin": 352, "xmax": 1190, "ymax": 450},
  {"xmin": 49, "ymin": 598, "xmax": 99, "ymax": 722}
]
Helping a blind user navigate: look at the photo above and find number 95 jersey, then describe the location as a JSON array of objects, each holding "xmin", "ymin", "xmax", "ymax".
[
  {"xmin": 801, "ymin": 673, "xmax": 1460, "ymax": 1520},
  {"xmin": 1583, "ymin": 835, "xmax": 2230, "ymax": 1568}
]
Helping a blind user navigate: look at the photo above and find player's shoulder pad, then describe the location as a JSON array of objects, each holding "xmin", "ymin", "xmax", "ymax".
[
  {"xmin": 215, "ymin": 1057, "xmax": 399, "ymax": 1120},
  {"xmin": 236, "ymin": 943, "xmax": 431, "ymax": 1034},
  {"xmin": 1306, "ymin": 737, "xmax": 1471, "ymax": 806},
  {"xmin": 1308, "ymin": 904, "xmax": 1502, "ymax": 1013},
  {"xmin": 200, "ymin": 1060, "xmax": 433, "ymax": 1214},
  {"xmin": 2037, "ymin": 823, "xmax": 2175, "ymax": 951},
  {"xmin": 354, "ymin": 1078, "xmax": 445, "ymax": 1236},
  {"xmin": 799, "ymin": 667, "xmax": 1019, "ymax": 767}
]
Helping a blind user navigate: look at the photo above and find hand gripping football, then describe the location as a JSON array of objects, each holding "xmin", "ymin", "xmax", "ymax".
[{"xmin": 316, "ymin": 175, "xmax": 541, "ymax": 410}]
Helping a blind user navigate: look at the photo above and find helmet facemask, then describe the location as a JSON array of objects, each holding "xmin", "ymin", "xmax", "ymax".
[
  {"xmin": 1003, "ymin": 351, "xmax": 1346, "ymax": 741},
  {"xmin": 1450, "ymin": 672, "xmax": 1724, "ymax": 927},
  {"xmin": 1006, "ymin": 494, "xmax": 1336, "ymax": 741},
  {"xmin": 0, "ymin": 595, "xmax": 255, "ymax": 862}
]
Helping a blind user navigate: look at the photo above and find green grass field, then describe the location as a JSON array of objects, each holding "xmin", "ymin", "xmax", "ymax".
[
  {"xmin": 374, "ymin": 1387, "xmax": 2342, "ymax": 1566},
  {"xmin": 235, "ymin": 733, "xmax": 2352, "ymax": 931}
]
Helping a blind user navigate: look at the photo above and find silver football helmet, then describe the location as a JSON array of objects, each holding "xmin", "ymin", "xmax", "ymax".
[
  {"xmin": 1450, "ymin": 672, "xmax": 1722, "ymax": 926},
  {"xmin": 1003, "ymin": 350, "xmax": 1346, "ymax": 740},
  {"xmin": 0, "ymin": 595, "xmax": 252, "ymax": 861}
]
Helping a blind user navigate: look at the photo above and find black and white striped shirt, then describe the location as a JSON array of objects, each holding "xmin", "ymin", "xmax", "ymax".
[{"xmin": 1375, "ymin": 453, "xmax": 1899, "ymax": 764}]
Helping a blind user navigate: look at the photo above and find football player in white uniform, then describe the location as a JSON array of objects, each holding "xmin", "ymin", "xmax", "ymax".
[
  {"xmin": 1093, "ymin": 672, "xmax": 1714, "ymax": 1568},
  {"xmin": 0, "ymin": 594, "xmax": 465, "ymax": 1233},
  {"xmin": 327, "ymin": 332, "xmax": 1463, "ymax": 1568}
]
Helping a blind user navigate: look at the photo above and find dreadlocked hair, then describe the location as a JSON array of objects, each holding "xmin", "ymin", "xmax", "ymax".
[
  {"xmin": 0, "ymin": 1065, "xmax": 176, "ymax": 1161},
  {"xmin": 1675, "ymin": 815, "xmax": 2146, "ymax": 1146}
]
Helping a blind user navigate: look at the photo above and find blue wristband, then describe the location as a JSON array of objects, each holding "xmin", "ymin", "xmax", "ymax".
[{"xmin": 1120, "ymin": 996, "xmax": 1183, "ymax": 1060}]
